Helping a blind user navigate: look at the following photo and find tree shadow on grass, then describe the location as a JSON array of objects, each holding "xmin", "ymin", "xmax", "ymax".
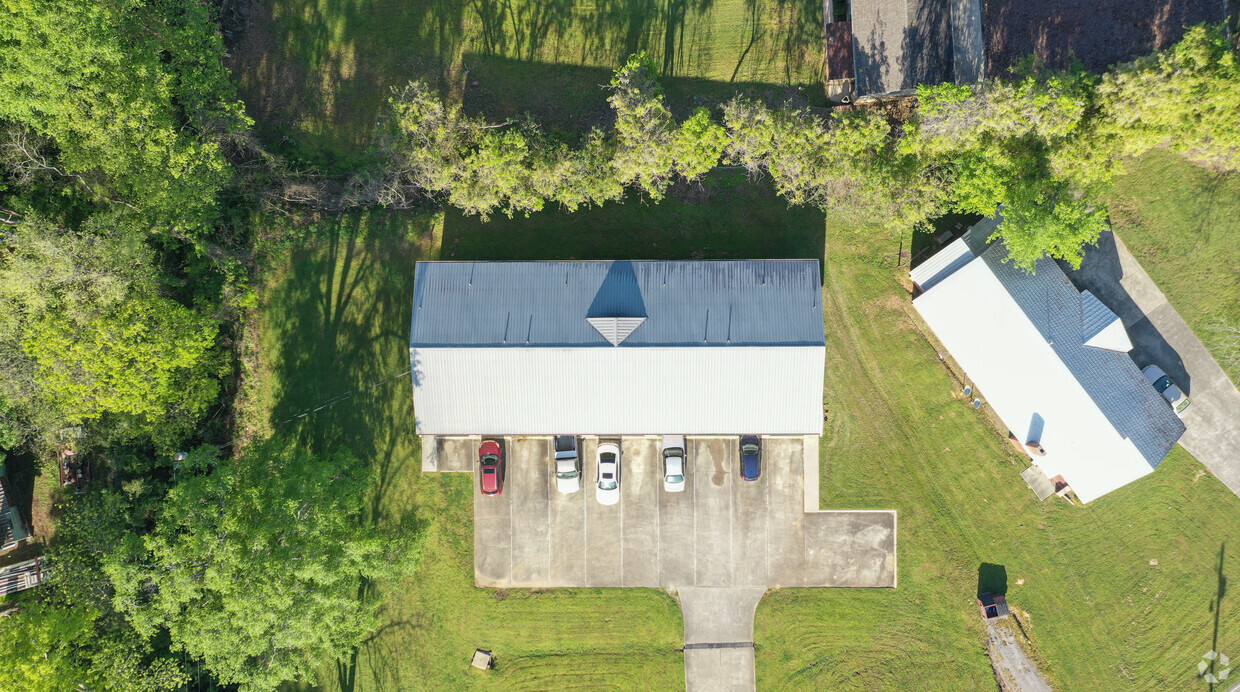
[
  {"xmin": 439, "ymin": 170, "xmax": 826, "ymax": 265},
  {"xmin": 266, "ymin": 211, "xmax": 437, "ymax": 690},
  {"xmin": 231, "ymin": 0, "xmax": 826, "ymax": 169}
]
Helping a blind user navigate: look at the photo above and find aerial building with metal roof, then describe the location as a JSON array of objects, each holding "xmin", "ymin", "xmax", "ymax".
[
  {"xmin": 409, "ymin": 260, "xmax": 827, "ymax": 435},
  {"xmin": 911, "ymin": 224, "xmax": 1185, "ymax": 504}
]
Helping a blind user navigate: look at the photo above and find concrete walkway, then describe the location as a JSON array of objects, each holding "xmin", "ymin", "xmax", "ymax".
[
  {"xmin": 679, "ymin": 587, "xmax": 765, "ymax": 691},
  {"xmin": 950, "ymin": 0, "xmax": 985, "ymax": 83},
  {"xmin": 1060, "ymin": 231, "xmax": 1240, "ymax": 497}
]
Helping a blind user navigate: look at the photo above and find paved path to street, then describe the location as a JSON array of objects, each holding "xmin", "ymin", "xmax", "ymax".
[
  {"xmin": 1060, "ymin": 231, "xmax": 1240, "ymax": 497},
  {"xmin": 680, "ymin": 587, "xmax": 765, "ymax": 691}
]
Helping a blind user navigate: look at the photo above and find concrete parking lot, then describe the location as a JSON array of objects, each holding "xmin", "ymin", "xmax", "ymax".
[{"xmin": 468, "ymin": 435, "xmax": 896, "ymax": 589}]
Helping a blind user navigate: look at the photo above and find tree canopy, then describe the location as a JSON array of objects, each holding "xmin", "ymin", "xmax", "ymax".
[
  {"xmin": 104, "ymin": 440, "xmax": 422, "ymax": 691},
  {"xmin": 0, "ymin": 218, "xmax": 220, "ymax": 446},
  {"xmin": 0, "ymin": 0, "xmax": 247, "ymax": 238}
]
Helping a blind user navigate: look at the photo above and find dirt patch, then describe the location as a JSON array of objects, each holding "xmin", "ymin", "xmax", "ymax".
[{"xmin": 982, "ymin": 0, "xmax": 1223, "ymax": 76}]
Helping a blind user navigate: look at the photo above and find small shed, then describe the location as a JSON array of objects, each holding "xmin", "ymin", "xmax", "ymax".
[
  {"xmin": 978, "ymin": 592, "xmax": 1010, "ymax": 620},
  {"xmin": 471, "ymin": 649, "xmax": 493, "ymax": 670}
]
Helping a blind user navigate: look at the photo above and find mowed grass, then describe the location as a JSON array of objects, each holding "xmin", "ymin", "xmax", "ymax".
[
  {"xmin": 245, "ymin": 211, "xmax": 686, "ymax": 691},
  {"xmin": 246, "ymin": 172, "xmax": 1240, "ymax": 691},
  {"xmin": 228, "ymin": 0, "xmax": 824, "ymax": 166},
  {"xmin": 1104, "ymin": 149, "xmax": 1240, "ymax": 383},
  {"xmin": 755, "ymin": 234, "xmax": 1240, "ymax": 690}
]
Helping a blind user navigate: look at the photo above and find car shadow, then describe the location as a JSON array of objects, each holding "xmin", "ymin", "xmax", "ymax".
[{"xmin": 1056, "ymin": 230, "xmax": 1192, "ymax": 395}]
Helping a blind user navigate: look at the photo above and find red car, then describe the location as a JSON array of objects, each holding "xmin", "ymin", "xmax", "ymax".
[{"xmin": 478, "ymin": 439, "xmax": 504, "ymax": 496}]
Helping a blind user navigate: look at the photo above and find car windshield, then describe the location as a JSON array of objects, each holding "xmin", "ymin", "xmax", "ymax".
[
  {"xmin": 557, "ymin": 469, "xmax": 580, "ymax": 479},
  {"xmin": 742, "ymin": 444, "xmax": 759, "ymax": 455},
  {"xmin": 601, "ymin": 453, "xmax": 615, "ymax": 462},
  {"xmin": 481, "ymin": 454, "xmax": 498, "ymax": 464},
  {"xmin": 663, "ymin": 449, "xmax": 683, "ymax": 458},
  {"xmin": 666, "ymin": 474, "xmax": 684, "ymax": 483},
  {"xmin": 1153, "ymin": 376, "xmax": 1173, "ymax": 393},
  {"xmin": 599, "ymin": 480, "xmax": 617, "ymax": 490}
]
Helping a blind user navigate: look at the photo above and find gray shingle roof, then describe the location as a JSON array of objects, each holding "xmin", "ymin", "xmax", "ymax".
[
  {"xmin": 977, "ymin": 245, "xmax": 1184, "ymax": 469},
  {"xmin": 852, "ymin": 0, "xmax": 955, "ymax": 95},
  {"xmin": 410, "ymin": 260, "xmax": 825, "ymax": 348}
]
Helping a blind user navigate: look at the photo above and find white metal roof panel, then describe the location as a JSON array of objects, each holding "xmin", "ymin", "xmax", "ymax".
[
  {"xmin": 910, "ymin": 237, "xmax": 974, "ymax": 292},
  {"xmin": 410, "ymin": 345, "xmax": 826, "ymax": 435},
  {"xmin": 913, "ymin": 247, "xmax": 1183, "ymax": 504}
]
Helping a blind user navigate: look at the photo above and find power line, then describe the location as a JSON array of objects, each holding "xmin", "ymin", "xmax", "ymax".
[{"xmin": 211, "ymin": 366, "xmax": 413, "ymax": 452}]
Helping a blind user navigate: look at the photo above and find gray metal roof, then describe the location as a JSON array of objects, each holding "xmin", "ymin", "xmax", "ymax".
[
  {"xmin": 410, "ymin": 260, "xmax": 825, "ymax": 348},
  {"xmin": 975, "ymin": 244, "xmax": 1184, "ymax": 470},
  {"xmin": 409, "ymin": 260, "xmax": 827, "ymax": 435}
]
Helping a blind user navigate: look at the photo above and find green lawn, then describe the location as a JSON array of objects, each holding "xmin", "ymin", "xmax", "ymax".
[
  {"xmin": 1104, "ymin": 149, "xmax": 1240, "ymax": 384},
  {"xmin": 245, "ymin": 175, "xmax": 1240, "ymax": 691},
  {"xmin": 756, "ymin": 234, "xmax": 1240, "ymax": 690},
  {"xmin": 228, "ymin": 0, "xmax": 824, "ymax": 167}
]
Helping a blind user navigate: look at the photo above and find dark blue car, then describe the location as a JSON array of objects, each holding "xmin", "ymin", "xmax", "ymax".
[{"xmin": 739, "ymin": 435, "xmax": 761, "ymax": 481}]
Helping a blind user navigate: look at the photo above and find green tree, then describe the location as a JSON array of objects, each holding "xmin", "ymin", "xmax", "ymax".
[
  {"xmin": 104, "ymin": 440, "xmax": 422, "ymax": 691},
  {"xmin": 24, "ymin": 294, "xmax": 220, "ymax": 445},
  {"xmin": 383, "ymin": 81, "xmax": 468, "ymax": 202},
  {"xmin": 0, "ymin": 218, "xmax": 219, "ymax": 445},
  {"xmin": 723, "ymin": 97, "xmax": 943, "ymax": 230},
  {"xmin": 449, "ymin": 125, "xmax": 548, "ymax": 220},
  {"xmin": 0, "ymin": 599, "xmax": 102, "ymax": 690},
  {"xmin": 1097, "ymin": 24, "xmax": 1240, "ymax": 172},
  {"xmin": 18, "ymin": 488, "xmax": 193, "ymax": 692},
  {"xmin": 607, "ymin": 53, "xmax": 677, "ymax": 199},
  {"xmin": 672, "ymin": 108, "xmax": 729, "ymax": 181},
  {"xmin": 912, "ymin": 72, "xmax": 1104, "ymax": 269},
  {"xmin": 0, "ymin": 0, "xmax": 247, "ymax": 237},
  {"xmin": 532, "ymin": 130, "xmax": 625, "ymax": 212}
]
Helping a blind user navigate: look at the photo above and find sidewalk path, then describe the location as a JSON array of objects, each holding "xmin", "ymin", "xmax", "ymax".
[
  {"xmin": 680, "ymin": 587, "xmax": 765, "ymax": 692},
  {"xmin": 951, "ymin": 0, "xmax": 986, "ymax": 83},
  {"xmin": 1059, "ymin": 231, "xmax": 1240, "ymax": 497}
]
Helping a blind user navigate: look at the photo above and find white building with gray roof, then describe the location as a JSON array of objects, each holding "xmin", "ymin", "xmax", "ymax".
[
  {"xmin": 911, "ymin": 220, "xmax": 1185, "ymax": 503},
  {"xmin": 409, "ymin": 260, "xmax": 826, "ymax": 436}
]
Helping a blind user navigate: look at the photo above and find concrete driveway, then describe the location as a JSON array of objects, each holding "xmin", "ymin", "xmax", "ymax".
[{"xmin": 1059, "ymin": 231, "xmax": 1240, "ymax": 497}]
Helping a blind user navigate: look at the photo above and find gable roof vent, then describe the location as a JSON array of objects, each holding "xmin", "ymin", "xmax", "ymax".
[
  {"xmin": 587, "ymin": 316, "xmax": 647, "ymax": 346},
  {"xmin": 1080, "ymin": 290, "xmax": 1132, "ymax": 352}
]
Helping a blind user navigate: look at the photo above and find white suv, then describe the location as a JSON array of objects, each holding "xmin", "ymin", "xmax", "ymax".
[
  {"xmin": 1142, "ymin": 364, "xmax": 1191, "ymax": 417},
  {"xmin": 661, "ymin": 435, "xmax": 686, "ymax": 492},
  {"xmin": 553, "ymin": 435, "xmax": 581, "ymax": 494}
]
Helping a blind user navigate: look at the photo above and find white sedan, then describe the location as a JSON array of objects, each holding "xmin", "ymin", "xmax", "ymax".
[
  {"xmin": 661, "ymin": 435, "xmax": 686, "ymax": 493},
  {"xmin": 596, "ymin": 442, "xmax": 621, "ymax": 505}
]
